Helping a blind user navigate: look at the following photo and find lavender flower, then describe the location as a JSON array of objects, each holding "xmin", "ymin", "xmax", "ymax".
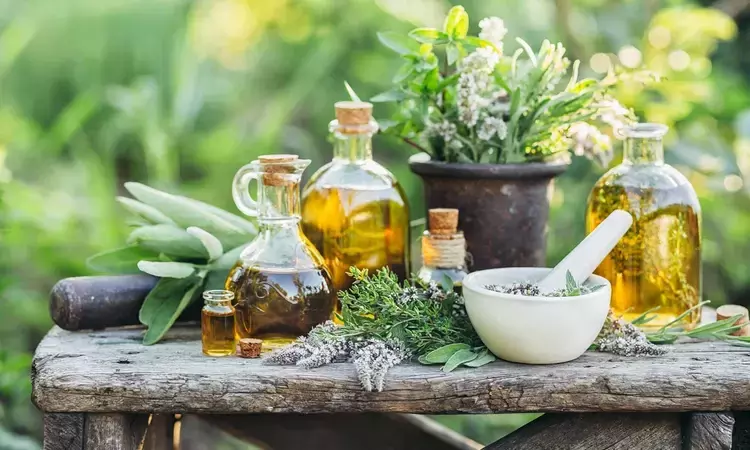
[
  {"xmin": 457, "ymin": 47, "xmax": 500, "ymax": 127},
  {"xmin": 351, "ymin": 339, "xmax": 409, "ymax": 392}
]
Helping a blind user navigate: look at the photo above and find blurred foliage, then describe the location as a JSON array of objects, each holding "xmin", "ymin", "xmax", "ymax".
[{"xmin": 1, "ymin": 0, "xmax": 749, "ymax": 446}]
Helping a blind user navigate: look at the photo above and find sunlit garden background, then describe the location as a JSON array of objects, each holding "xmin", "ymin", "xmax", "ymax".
[{"xmin": 1, "ymin": 0, "xmax": 749, "ymax": 447}]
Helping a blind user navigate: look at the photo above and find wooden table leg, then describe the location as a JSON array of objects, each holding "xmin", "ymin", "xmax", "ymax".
[
  {"xmin": 43, "ymin": 412, "xmax": 148, "ymax": 450},
  {"xmin": 733, "ymin": 412, "xmax": 750, "ymax": 450}
]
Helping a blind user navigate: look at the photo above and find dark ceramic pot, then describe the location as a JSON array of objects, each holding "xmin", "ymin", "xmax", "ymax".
[{"xmin": 409, "ymin": 154, "xmax": 568, "ymax": 271}]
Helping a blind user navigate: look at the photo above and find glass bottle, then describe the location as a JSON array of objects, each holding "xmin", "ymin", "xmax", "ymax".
[
  {"xmin": 417, "ymin": 208, "xmax": 468, "ymax": 293},
  {"xmin": 227, "ymin": 154, "xmax": 337, "ymax": 348},
  {"xmin": 301, "ymin": 101, "xmax": 410, "ymax": 306},
  {"xmin": 586, "ymin": 123, "xmax": 701, "ymax": 329},
  {"xmin": 201, "ymin": 290, "xmax": 236, "ymax": 357}
]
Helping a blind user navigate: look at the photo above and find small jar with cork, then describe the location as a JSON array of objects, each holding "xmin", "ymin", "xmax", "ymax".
[{"xmin": 417, "ymin": 208, "xmax": 468, "ymax": 293}]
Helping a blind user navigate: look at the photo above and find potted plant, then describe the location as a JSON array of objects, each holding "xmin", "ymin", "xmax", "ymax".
[{"xmin": 369, "ymin": 6, "xmax": 636, "ymax": 270}]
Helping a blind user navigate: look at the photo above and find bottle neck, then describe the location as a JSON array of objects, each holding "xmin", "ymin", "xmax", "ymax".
[
  {"xmin": 623, "ymin": 136, "xmax": 664, "ymax": 165},
  {"xmin": 333, "ymin": 133, "xmax": 373, "ymax": 163},
  {"xmin": 258, "ymin": 180, "xmax": 300, "ymax": 225},
  {"xmin": 422, "ymin": 232, "xmax": 466, "ymax": 269}
]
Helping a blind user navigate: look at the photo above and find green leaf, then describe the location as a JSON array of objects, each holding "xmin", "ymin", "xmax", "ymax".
[
  {"xmin": 442, "ymin": 6, "xmax": 469, "ymax": 39},
  {"xmin": 442, "ymin": 349, "xmax": 478, "ymax": 372},
  {"xmin": 344, "ymin": 81, "xmax": 361, "ymax": 102},
  {"xmin": 137, "ymin": 261, "xmax": 196, "ymax": 279},
  {"xmin": 127, "ymin": 225, "xmax": 208, "ymax": 259},
  {"xmin": 424, "ymin": 69, "xmax": 439, "ymax": 92},
  {"xmin": 462, "ymin": 36, "xmax": 496, "ymax": 49},
  {"xmin": 187, "ymin": 226, "xmax": 223, "ymax": 261},
  {"xmin": 204, "ymin": 270, "xmax": 228, "ymax": 291},
  {"xmin": 435, "ymin": 73, "xmax": 460, "ymax": 92},
  {"xmin": 516, "ymin": 37, "xmax": 538, "ymax": 66},
  {"xmin": 647, "ymin": 333, "xmax": 679, "ymax": 344},
  {"xmin": 116, "ymin": 197, "xmax": 176, "ymax": 226},
  {"xmin": 377, "ymin": 31, "xmax": 419, "ymax": 55},
  {"xmin": 370, "ymin": 90, "xmax": 407, "ymax": 103},
  {"xmin": 686, "ymin": 314, "xmax": 744, "ymax": 338},
  {"xmin": 464, "ymin": 348, "xmax": 497, "ymax": 367},
  {"xmin": 179, "ymin": 196, "xmax": 257, "ymax": 235},
  {"xmin": 420, "ymin": 343, "xmax": 470, "ymax": 364},
  {"xmin": 441, "ymin": 274, "xmax": 454, "ymax": 293},
  {"xmin": 408, "ymin": 28, "xmax": 449, "ymax": 45},
  {"xmin": 87, "ymin": 246, "xmax": 160, "ymax": 274},
  {"xmin": 139, "ymin": 273, "xmax": 205, "ymax": 345},
  {"xmin": 124, "ymin": 182, "xmax": 248, "ymax": 245},
  {"xmin": 446, "ymin": 43, "xmax": 459, "ymax": 66},
  {"xmin": 392, "ymin": 62, "xmax": 414, "ymax": 84},
  {"xmin": 211, "ymin": 243, "xmax": 248, "ymax": 271},
  {"xmin": 565, "ymin": 270, "xmax": 577, "ymax": 292},
  {"xmin": 631, "ymin": 305, "xmax": 661, "ymax": 325}
]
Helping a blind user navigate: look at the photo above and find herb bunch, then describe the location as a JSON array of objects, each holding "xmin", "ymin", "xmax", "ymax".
[
  {"xmin": 265, "ymin": 267, "xmax": 490, "ymax": 391},
  {"xmin": 367, "ymin": 5, "xmax": 644, "ymax": 164},
  {"xmin": 87, "ymin": 182, "xmax": 256, "ymax": 344}
]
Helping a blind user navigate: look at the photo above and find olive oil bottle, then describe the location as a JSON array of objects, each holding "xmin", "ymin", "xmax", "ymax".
[
  {"xmin": 586, "ymin": 123, "xmax": 701, "ymax": 329},
  {"xmin": 227, "ymin": 154, "xmax": 337, "ymax": 348},
  {"xmin": 301, "ymin": 101, "xmax": 410, "ymax": 304}
]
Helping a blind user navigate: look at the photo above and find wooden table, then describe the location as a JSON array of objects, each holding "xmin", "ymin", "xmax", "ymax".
[{"xmin": 32, "ymin": 325, "xmax": 750, "ymax": 450}]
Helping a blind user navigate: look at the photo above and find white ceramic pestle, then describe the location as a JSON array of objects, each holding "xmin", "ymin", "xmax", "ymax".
[{"xmin": 535, "ymin": 209, "xmax": 633, "ymax": 294}]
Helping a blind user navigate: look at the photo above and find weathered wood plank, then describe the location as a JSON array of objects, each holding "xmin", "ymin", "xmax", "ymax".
[
  {"xmin": 685, "ymin": 413, "xmax": 733, "ymax": 450},
  {"xmin": 83, "ymin": 413, "xmax": 148, "ymax": 450},
  {"xmin": 486, "ymin": 413, "xmax": 682, "ymax": 450},
  {"xmin": 44, "ymin": 413, "xmax": 84, "ymax": 450},
  {"xmin": 32, "ymin": 326, "xmax": 750, "ymax": 414},
  {"xmin": 196, "ymin": 413, "xmax": 480, "ymax": 450},
  {"xmin": 142, "ymin": 414, "xmax": 175, "ymax": 450}
]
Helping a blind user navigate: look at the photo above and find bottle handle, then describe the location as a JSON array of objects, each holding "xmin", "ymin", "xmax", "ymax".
[{"xmin": 232, "ymin": 163, "xmax": 259, "ymax": 217}]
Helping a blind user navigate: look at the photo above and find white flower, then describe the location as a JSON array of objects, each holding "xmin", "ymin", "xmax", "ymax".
[
  {"xmin": 477, "ymin": 117, "xmax": 508, "ymax": 141},
  {"xmin": 460, "ymin": 47, "xmax": 500, "ymax": 75},
  {"xmin": 567, "ymin": 122, "xmax": 613, "ymax": 165},
  {"xmin": 594, "ymin": 97, "xmax": 635, "ymax": 135},
  {"xmin": 426, "ymin": 120, "xmax": 457, "ymax": 143},
  {"xmin": 479, "ymin": 17, "xmax": 507, "ymax": 52},
  {"xmin": 539, "ymin": 41, "xmax": 569, "ymax": 73},
  {"xmin": 456, "ymin": 48, "xmax": 500, "ymax": 127}
]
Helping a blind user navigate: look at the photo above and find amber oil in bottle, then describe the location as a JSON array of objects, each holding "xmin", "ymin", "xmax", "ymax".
[
  {"xmin": 417, "ymin": 208, "xmax": 468, "ymax": 293},
  {"xmin": 586, "ymin": 124, "xmax": 701, "ymax": 329},
  {"xmin": 201, "ymin": 290, "xmax": 236, "ymax": 357},
  {"xmin": 301, "ymin": 101, "xmax": 410, "ymax": 306},
  {"xmin": 228, "ymin": 154, "xmax": 337, "ymax": 349}
]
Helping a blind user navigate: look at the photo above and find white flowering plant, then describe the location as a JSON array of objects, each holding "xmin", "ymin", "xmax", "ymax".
[{"xmin": 367, "ymin": 6, "xmax": 639, "ymax": 165}]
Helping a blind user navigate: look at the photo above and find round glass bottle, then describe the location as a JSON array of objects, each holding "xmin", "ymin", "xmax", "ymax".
[
  {"xmin": 586, "ymin": 123, "xmax": 701, "ymax": 329},
  {"xmin": 301, "ymin": 101, "xmax": 410, "ymax": 306},
  {"xmin": 201, "ymin": 290, "xmax": 236, "ymax": 357},
  {"xmin": 227, "ymin": 154, "xmax": 336, "ymax": 348},
  {"xmin": 417, "ymin": 208, "xmax": 468, "ymax": 293}
]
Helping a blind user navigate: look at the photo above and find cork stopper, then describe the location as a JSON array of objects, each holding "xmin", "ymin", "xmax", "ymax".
[
  {"xmin": 716, "ymin": 304, "xmax": 750, "ymax": 336},
  {"xmin": 428, "ymin": 208, "xmax": 459, "ymax": 237},
  {"xmin": 236, "ymin": 338, "xmax": 263, "ymax": 358},
  {"xmin": 258, "ymin": 154, "xmax": 299, "ymax": 187},
  {"xmin": 334, "ymin": 101, "xmax": 374, "ymax": 134}
]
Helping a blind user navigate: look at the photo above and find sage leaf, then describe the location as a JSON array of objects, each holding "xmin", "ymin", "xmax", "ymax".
[
  {"xmin": 377, "ymin": 31, "xmax": 419, "ymax": 55},
  {"xmin": 116, "ymin": 197, "xmax": 176, "ymax": 226},
  {"xmin": 464, "ymin": 349, "xmax": 497, "ymax": 367},
  {"xmin": 420, "ymin": 343, "xmax": 470, "ymax": 364},
  {"xmin": 442, "ymin": 349, "xmax": 478, "ymax": 372},
  {"xmin": 140, "ymin": 273, "xmax": 205, "ymax": 345},
  {"xmin": 212, "ymin": 244, "xmax": 248, "ymax": 271},
  {"xmin": 179, "ymin": 195, "xmax": 257, "ymax": 235},
  {"xmin": 128, "ymin": 225, "xmax": 208, "ymax": 259},
  {"xmin": 87, "ymin": 246, "xmax": 159, "ymax": 274},
  {"xmin": 125, "ymin": 182, "xmax": 248, "ymax": 244},
  {"xmin": 565, "ymin": 270, "xmax": 577, "ymax": 292},
  {"xmin": 204, "ymin": 270, "xmax": 228, "ymax": 291},
  {"xmin": 137, "ymin": 261, "xmax": 195, "ymax": 279},
  {"xmin": 187, "ymin": 226, "xmax": 223, "ymax": 261}
]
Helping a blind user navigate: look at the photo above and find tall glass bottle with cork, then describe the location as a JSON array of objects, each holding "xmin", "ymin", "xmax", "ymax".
[
  {"xmin": 227, "ymin": 154, "xmax": 337, "ymax": 348},
  {"xmin": 417, "ymin": 208, "xmax": 468, "ymax": 292},
  {"xmin": 586, "ymin": 123, "xmax": 701, "ymax": 328},
  {"xmin": 301, "ymin": 101, "xmax": 410, "ymax": 303}
]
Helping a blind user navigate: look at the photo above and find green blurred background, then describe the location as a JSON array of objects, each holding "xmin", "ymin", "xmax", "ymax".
[{"xmin": 1, "ymin": 0, "xmax": 749, "ymax": 447}]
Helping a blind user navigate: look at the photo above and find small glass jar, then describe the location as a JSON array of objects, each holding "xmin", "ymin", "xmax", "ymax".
[
  {"xmin": 417, "ymin": 209, "xmax": 468, "ymax": 293},
  {"xmin": 201, "ymin": 290, "xmax": 236, "ymax": 357}
]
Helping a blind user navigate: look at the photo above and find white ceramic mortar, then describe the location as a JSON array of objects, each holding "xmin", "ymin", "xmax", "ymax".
[{"xmin": 462, "ymin": 267, "xmax": 611, "ymax": 364}]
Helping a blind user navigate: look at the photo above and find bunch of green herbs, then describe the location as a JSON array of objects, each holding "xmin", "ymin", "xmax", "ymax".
[
  {"xmin": 87, "ymin": 182, "xmax": 256, "ymax": 344},
  {"xmin": 363, "ymin": 5, "xmax": 645, "ymax": 164}
]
